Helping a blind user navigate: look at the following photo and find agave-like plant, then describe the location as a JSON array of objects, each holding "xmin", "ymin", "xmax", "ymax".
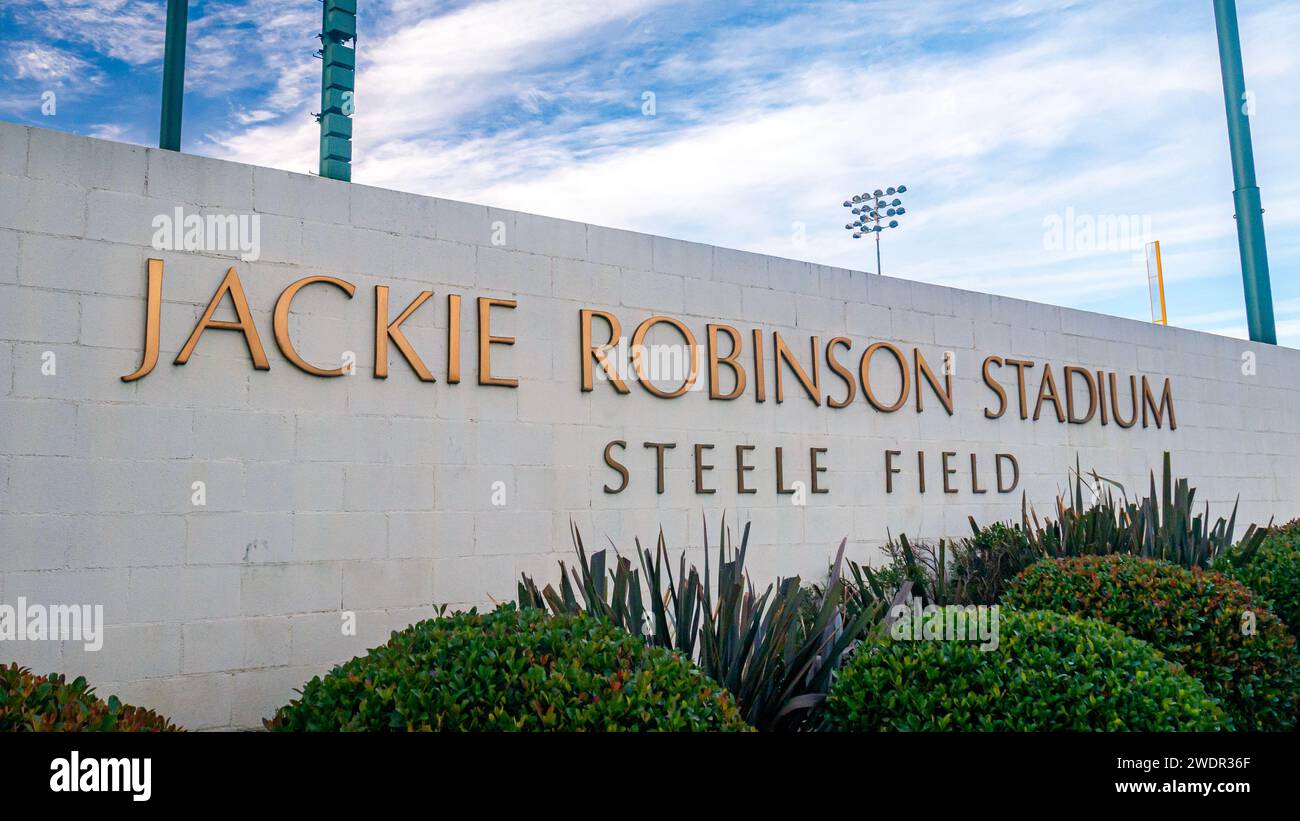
[
  {"xmin": 518, "ymin": 516, "xmax": 882, "ymax": 731},
  {"xmin": 1021, "ymin": 452, "xmax": 1267, "ymax": 568},
  {"xmin": 841, "ymin": 453, "xmax": 1270, "ymax": 609},
  {"xmin": 516, "ymin": 523, "xmax": 701, "ymax": 654}
]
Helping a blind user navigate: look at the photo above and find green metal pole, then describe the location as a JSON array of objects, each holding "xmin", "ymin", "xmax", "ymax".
[
  {"xmin": 1212, "ymin": 0, "xmax": 1276, "ymax": 344},
  {"xmin": 158, "ymin": 0, "xmax": 189, "ymax": 151},
  {"xmin": 319, "ymin": 1, "xmax": 357, "ymax": 181}
]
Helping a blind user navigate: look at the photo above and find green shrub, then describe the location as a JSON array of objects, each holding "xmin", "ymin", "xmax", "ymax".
[
  {"xmin": 0, "ymin": 664, "xmax": 179, "ymax": 732},
  {"xmin": 1005, "ymin": 555, "xmax": 1300, "ymax": 731},
  {"xmin": 1220, "ymin": 519, "xmax": 1300, "ymax": 639},
  {"xmin": 824, "ymin": 610, "xmax": 1226, "ymax": 731},
  {"xmin": 267, "ymin": 606, "xmax": 752, "ymax": 732},
  {"xmin": 866, "ymin": 455, "xmax": 1269, "ymax": 610},
  {"xmin": 855, "ymin": 524, "xmax": 1042, "ymax": 608},
  {"xmin": 856, "ymin": 454, "xmax": 1266, "ymax": 610},
  {"xmin": 957, "ymin": 521, "xmax": 1039, "ymax": 603}
]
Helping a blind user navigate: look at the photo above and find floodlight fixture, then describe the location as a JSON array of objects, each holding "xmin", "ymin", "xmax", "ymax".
[{"xmin": 840, "ymin": 183, "xmax": 908, "ymax": 274}]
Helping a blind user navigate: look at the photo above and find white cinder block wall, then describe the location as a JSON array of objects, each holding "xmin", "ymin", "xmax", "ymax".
[{"xmin": 2, "ymin": 122, "xmax": 1298, "ymax": 729}]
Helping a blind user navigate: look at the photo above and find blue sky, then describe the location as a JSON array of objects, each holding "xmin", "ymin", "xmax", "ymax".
[{"xmin": 3, "ymin": 0, "xmax": 1298, "ymax": 346}]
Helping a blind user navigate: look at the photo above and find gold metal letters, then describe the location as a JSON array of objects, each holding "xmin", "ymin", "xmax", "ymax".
[
  {"xmin": 477, "ymin": 297, "xmax": 517, "ymax": 387},
  {"xmin": 121, "ymin": 259, "xmax": 164, "ymax": 382},
  {"xmin": 177, "ymin": 266, "xmax": 269, "ymax": 370},
  {"xmin": 274, "ymin": 276, "xmax": 356, "ymax": 377},
  {"xmin": 375, "ymin": 286, "xmax": 434, "ymax": 381}
]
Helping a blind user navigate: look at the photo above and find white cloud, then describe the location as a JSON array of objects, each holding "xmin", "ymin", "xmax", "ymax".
[
  {"xmin": 9, "ymin": 43, "xmax": 100, "ymax": 86},
  {"xmin": 21, "ymin": 0, "xmax": 165, "ymax": 65},
  {"xmin": 233, "ymin": 109, "xmax": 279, "ymax": 125},
  {"xmin": 87, "ymin": 122, "xmax": 130, "ymax": 141},
  {"xmin": 182, "ymin": 0, "xmax": 1300, "ymax": 348},
  {"xmin": 211, "ymin": 0, "xmax": 674, "ymax": 169}
]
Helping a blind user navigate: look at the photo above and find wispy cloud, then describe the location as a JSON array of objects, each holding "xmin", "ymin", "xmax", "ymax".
[
  {"xmin": 18, "ymin": 0, "xmax": 166, "ymax": 65},
  {"xmin": 2, "ymin": 0, "xmax": 1298, "ymax": 349},
  {"xmin": 9, "ymin": 43, "xmax": 101, "ymax": 86}
]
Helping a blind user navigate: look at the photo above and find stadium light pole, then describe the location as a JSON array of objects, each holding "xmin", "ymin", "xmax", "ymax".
[
  {"xmin": 318, "ymin": 1, "xmax": 358, "ymax": 181},
  {"xmin": 158, "ymin": 0, "xmax": 189, "ymax": 151},
  {"xmin": 843, "ymin": 185, "xmax": 907, "ymax": 275},
  {"xmin": 1213, "ymin": 0, "xmax": 1276, "ymax": 344}
]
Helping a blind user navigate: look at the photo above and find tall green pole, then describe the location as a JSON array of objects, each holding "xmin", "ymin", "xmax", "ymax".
[
  {"xmin": 1212, "ymin": 0, "xmax": 1276, "ymax": 344},
  {"xmin": 319, "ymin": 1, "xmax": 357, "ymax": 181},
  {"xmin": 158, "ymin": 0, "xmax": 189, "ymax": 151}
]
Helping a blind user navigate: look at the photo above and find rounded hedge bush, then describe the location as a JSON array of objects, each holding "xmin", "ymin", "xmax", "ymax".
[
  {"xmin": 824, "ymin": 609, "xmax": 1226, "ymax": 731},
  {"xmin": 267, "ymin": 606, "xmax": 752, "ymax": 731},
  {"xmin": 1221, "ymin": 520, "xmax": 1300, "ymax": 639},
  {"xmin": 1005, "ymin": 555, "xmax": 1300, "ymax": 731},
  {"xmin": 0, "ymin": 664, "xmax": 179, "ymax": 732}
]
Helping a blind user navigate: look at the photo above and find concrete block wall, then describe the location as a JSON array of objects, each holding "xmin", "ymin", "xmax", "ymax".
[{"xmin": 2, "ymin": 121, "xmax": 1299, "ymax": 728}]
